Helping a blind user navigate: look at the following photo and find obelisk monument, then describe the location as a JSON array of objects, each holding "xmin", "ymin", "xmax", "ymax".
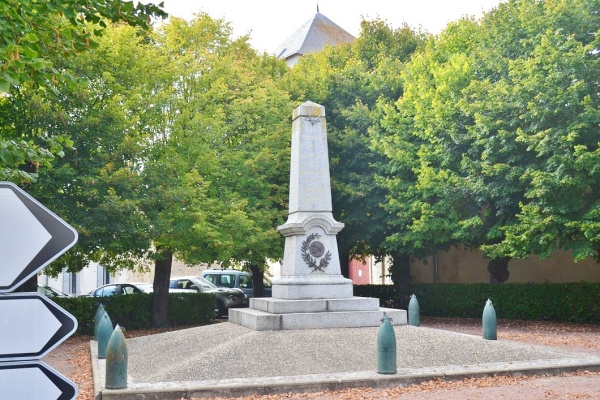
[
  {"xmin": 229, "ymin": 101, "xmax": 406, "ymax": 330},
  {"xmin": 274, "ymin": 101, "xmax": 353, "ymax": 299}
]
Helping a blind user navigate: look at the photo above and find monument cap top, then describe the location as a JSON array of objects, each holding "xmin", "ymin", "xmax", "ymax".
[{"xmin": 293, "ymin": 101, "xmax": 325, "ymax": 120}]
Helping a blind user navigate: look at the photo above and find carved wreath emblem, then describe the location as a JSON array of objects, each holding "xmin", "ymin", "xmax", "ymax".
[{"xmin": 301, "ymin": 233, "xmax": 332, "ymax": 272}]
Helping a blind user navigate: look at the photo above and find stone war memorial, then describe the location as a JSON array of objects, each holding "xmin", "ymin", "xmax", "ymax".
[{"xmin": 230, "ymin": 101, "xmax": 406, "ymax": 330}]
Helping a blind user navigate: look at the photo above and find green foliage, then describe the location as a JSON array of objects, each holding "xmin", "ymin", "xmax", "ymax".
[
  {"xmin": 0, "ymin": 0, "xmax": 166, "ymax": 183},
  {"xmin": 53, "ymin": 293, "xmax": 216, "ymax": 335},
  {"xmin": 0, "ymin": 0, "xmax": 167, "ymax": 93},
  {"xmin": 53, "ymin": 295, "xmax": 99, "ymax": 336},
  {"xmin": 356, "ymin": 283, "xmax": 600, "ymax": 324},
  {"xmin": 168, "ymin": 293, "xmax": 215, "ymax": 326},
  {"xmin": 24, "ymin": 15, "xmax": 291, "ymax": 325},
  {"xmin": 353, "ymin": 284, "xmax": 398, "ymax": 308},
  {"xmin": 22, "ymin": 23, "xmax": 163, "ymax": 275},
  {"xmin": 480, "ymin": 0, "xmax": 600, "ymax": 262},
  {"xmin": 412, "ymin": 283, "xmax": 600, "ymax": 323},
  {"xmin": 372, "ymin": 0, "xmax": 600, "ymax": 272},
  {"xmin": 149, "ymin": 15, "xmax": 292, "ymax": 272}
]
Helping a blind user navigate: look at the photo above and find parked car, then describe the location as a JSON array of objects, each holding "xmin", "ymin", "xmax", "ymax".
[
  {"xmin": 38, "ymin": 284, "xmax": 70, "ymax": 297},
  {"xmin": 86, "ymin": 282, "xmax": 195, "ymax": 297},
  {"xmin": 85, "ymin": 282, "xmax": 154, "ymax": 297},
  {"xmin": 201, "ymin": 269, "xmax": 272, "ymax": 298},
  {"xmin": 169, "ymin": 276, "xmax": 247, "ymax": 318}
]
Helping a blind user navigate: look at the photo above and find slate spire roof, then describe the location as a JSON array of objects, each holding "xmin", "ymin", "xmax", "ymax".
[{"xmin": 274, "ymin": 12, "xmax": 355, "ymax": 64}]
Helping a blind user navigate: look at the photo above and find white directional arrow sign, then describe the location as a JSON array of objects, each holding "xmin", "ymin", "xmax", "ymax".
[
  {"xmin": 0, "ymin": 361, "xmax": 77, "ymax": 400},
  {"xmin": 0, "ymin": 183, "xmax": 79, "ymax": 399},
  {"xmin": 0, "ymin": 293, "xmax": 77, "ymax": 361},
  {"xmin": 0, "ymin": 182, "xmax": 77, "ymax": 293}
]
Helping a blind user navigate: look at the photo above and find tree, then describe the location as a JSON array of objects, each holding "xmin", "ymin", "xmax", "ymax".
[
  {"xmin": 153, "ymin": 16, "xmax": 293, "ymax": 300},
  {"xmin": 0, "ymin": 0, "xmax": 166, "ymax": 183},
  {"xmin": 4, "ymin": 21, "xmax": 171, "ymax": 296},
  {"xmin": 12, "ymin": 13, "xmax": 292, "ymax": 325},
  {"xmin": 372, "ymin": 0, "xmax": 600, "ymax": 282},
  {"xmin": 0, "ymin": 0, "xmax": 166, "ymax": 92},
  {"xmin": 10, "ymin": 22, "xmax": 166, "ymax": 294},
  {"xmin": 480, "ymin": 0, "xmax": 600, "ymax": 263}
]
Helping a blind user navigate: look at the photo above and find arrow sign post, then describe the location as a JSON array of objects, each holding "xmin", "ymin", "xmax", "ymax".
[
  {"xmin": 0, "ymin": 182, "xmax": 79, "ymax": 399},
  {"xmin": 0, "ymin": 181, "xmax": 77, "ymax": 293},
  {"xmin": 0, "ymin": 293, "xmax": 77, "ymax": 361},
  {"xmin": 0, "ymin": 362, "xmax": 77, "ymax": 400}
]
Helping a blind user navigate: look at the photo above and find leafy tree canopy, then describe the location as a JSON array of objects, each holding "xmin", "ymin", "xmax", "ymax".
[
  {"xmin": 372, "ymin": 0, "xmax": 600, "ymax": 281},
  {"xmin": 0, "ymin": 0, "xmax": 166, "ymax": 183},
  {"xmin": 0, "ymin": 0, "xmax": 166, "ymax": 92}
]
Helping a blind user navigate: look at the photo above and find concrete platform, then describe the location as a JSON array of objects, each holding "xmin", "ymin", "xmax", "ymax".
[
  {"xmin": 91, "ymin": 322, "xmax": 600, "ymax": 400},
  {"xmin": 251, "ymin": 297, "xmax": 381, "ymax": 313},
  {"xmin": 229, "ymin": 296, "xmax": 406, "ymax": 330},
  {"xmin": 230, "ymin": 306, "xmax": 406, "ymax": 330}
]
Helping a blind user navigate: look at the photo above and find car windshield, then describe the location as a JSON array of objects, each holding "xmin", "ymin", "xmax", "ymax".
[
  {"xmin": 239, "ymin": 275, "xmax": 253, "ymax": 289},
  {"xmin": 38, "ymin": 285, "xmax": 68, "ymax": 297},
  {"xmin": 190, "ymin": 277, "xmax": 218, "ymax": 289}
]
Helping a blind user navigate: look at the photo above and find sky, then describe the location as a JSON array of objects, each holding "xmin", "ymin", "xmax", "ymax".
[{"xmin": 149, "ymin": 0, "xmax": 504, "ymax": 54}]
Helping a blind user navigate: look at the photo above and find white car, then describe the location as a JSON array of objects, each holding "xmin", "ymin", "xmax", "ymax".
[{"xmin": 86, "ymin": 282, "xmax": 193, "ymax": 296}]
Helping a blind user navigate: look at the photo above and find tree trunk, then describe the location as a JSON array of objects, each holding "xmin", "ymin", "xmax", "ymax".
[
  {"xmin": 151, "ymin": 247, "xmax": 173, "ymax": 327},
  {"xmin": 389, "ymin": 252, "xmax": 411, "ymax": 285},
  {"xmin": 488, "ymin": 257, "xmax": 510, "ymax": 284},
  {"xmin": 339, "ymin": 249, "xmax": 350, "ymax": 279},
  {"xmin": 249, "ymin": 264, "xmax": 264, "ymax": 298}
]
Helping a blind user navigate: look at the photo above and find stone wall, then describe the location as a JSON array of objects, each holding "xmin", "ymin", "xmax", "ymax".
[{"xmin": 410, "ymin": 247, "xmax": 600, "ymax": 283}]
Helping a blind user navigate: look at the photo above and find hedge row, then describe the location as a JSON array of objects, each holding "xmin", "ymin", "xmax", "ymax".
[
  {"xmin": 52, "ymin": 292, "xmax": 216, "ymax": 335},
  {"xmin": 51, "ymin": 283, "xmax": 600, "ymax": 335},
  {"xmin": 354, "ymin": 283, "xmax": 600, "ymax": 324}
]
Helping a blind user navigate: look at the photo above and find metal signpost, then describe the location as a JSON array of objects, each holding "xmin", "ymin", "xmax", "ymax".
[{"xmin": 0, "ymin": 182, "xmax": 79, "ymax": 399}]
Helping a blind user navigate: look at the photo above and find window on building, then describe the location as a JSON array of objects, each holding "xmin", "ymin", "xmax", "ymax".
[{"xmin": 71, "ymin": 273, "xmax": 77, "ymax": 293}]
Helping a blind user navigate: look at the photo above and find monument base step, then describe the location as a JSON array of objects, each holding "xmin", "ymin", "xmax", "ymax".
[
  {"xmin": 272, "ymin": 283, "xmax": 353, "ymax": 300},
  {"xmin": 229, "ymin": 298, "xmax": 406, "ymax": 331},
  {"xmin": 250, "ymin": 296, "xmax": 380, "ymax": 314}
]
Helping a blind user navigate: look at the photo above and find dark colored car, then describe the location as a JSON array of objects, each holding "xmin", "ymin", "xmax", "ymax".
[
  {"xmin": 169, "ymin": 276, "xmax": 247, "ymax": 318},
  {"xmin": 200, "ymin": 269, "xmax": 272, "ymax": 298}
]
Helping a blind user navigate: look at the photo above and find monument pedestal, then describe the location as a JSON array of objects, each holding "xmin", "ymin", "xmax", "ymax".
[
  {"xmin": 230, "ymin": 101, "xmax": 406, "ymax": 331},
  {"xmin": 272, "ymin": 274, "xmax": 353, "ymax": 299},
  {"xmin": 230, "ymin": 297, "xmax": 406, "ymax": 331}
]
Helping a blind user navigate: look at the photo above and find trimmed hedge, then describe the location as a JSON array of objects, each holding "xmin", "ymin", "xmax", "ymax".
[
  {"xmin": 53, "ymin": 292, "xmax": 216, "ymax": 335},
  {"xmin": 53, "ymin": 283, "xmax": 600, "ymax": 335},
  {"xmin": 354, "ymin": 283, "xmax": 600, "ymax": 324}
]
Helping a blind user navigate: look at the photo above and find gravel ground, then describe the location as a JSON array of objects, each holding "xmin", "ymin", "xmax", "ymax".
[
  {"xmin": 125, "ymin": 323, "xmax": 578, "ymax": 383},
  {"xmin": 44, "ymin": 317, "xmax": 600, "ymax": 400}
]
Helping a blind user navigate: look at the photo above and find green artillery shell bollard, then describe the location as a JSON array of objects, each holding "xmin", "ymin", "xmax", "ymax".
[
  {"xmin": 106, "ymin": 325, "xmax": 128, "ymax": 389},
  {"xmin": 408, "ymin": 294, "xmax": 420, "ymax": 327},
  {"xmin": 482, "ymin": 298, "xmax": 497, "ymax": 340},
  {"xmin": 94, "ymin": 304, "xmax": 106, "ymax": 341},
  {"xmin": 377, "ymin": 313, "xmax": 397, "ymax": 374},
  {"xmin": 98, "ymin": 312, "xmax": 113, "ymax": 359}
]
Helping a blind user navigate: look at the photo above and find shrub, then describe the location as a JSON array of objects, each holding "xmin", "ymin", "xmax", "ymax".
[
  {"xmin": 53, "ymin": 292, "xmax": 216, "ymax": 335},
  {"xmin": 354, "ymin": 283, "xmax": 600, "ymax": 324}
]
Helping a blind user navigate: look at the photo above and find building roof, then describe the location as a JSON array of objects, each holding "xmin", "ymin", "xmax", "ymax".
[{"xmin": 274, "ymin": 12, "xmax": 355, "ymax": 61}]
